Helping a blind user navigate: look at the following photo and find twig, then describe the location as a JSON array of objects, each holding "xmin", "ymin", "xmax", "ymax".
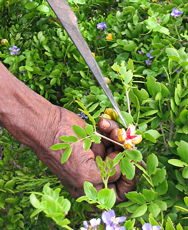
[
  {"xmin": 94, "ymin": 131, "xmax": 125, "ymax": 149},
  {"xmin": 126, "ymin": 90, "xmax": 131, "ymax": 115}
]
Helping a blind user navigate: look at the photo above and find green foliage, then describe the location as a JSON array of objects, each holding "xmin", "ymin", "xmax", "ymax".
[{"xmin": 1, "ymin": 0, "xmax": 188, "ymax": 229}]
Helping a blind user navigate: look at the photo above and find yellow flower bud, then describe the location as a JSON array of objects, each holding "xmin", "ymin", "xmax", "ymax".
[
  {"xmin": 131, "ymin": 135, "xmax": 142, "ymax": 145},
  {"xmin": 124, "ymin": 139, "xmax": 133, "ymax": 149},
  {"xmin": 104, "ymin": 77, "xmax": 111, "ymax": 85},
  {"xmin": 92, "ymin": 52, "xmax": 96, "ymax": 58},
  {"xmin": 111, "ymin": 110, "xmax": 118, "ymax": 121},
  {"xmin": 118, "ymin": 128, "xmax": 126, "ymax": 142},
  {"xmin": 1, "ymin": 39, "xmax": 8, "ymax": 45},
  {"xmin": 100, "ymin": 114, "xmax": 112, "ymax": 120},
  {"xmin": 106, "ymin": 33, "xmax": 113, "ymax": 41},
  {"xmin": 104, "ymin": 108, "xmax": 113, "ymax": 116}
]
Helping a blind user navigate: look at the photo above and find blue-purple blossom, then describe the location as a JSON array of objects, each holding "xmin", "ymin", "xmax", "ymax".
[
  {"xmin": 97, "ymin": 35, "xmax": 104, "ymax": 40},
  {"xmin": 80, "ymin": 218, "xmax": 101, "ymax": 230},
  {"xmin": 138, "ymin": 50, "xmax": 144, "ymax": 55},
  {"xmin": 97, "ymin": 22, "xmax": 107, "ymax": 30},
  {"xmin": 171, "ymin": 8, "xmax": 183, "ymax": 17},
  {"xmin": 85, "ymin": 90, "xmax": 90, "ymax": 95},
  {"xmin": 146, "ymin": 50, "xmax": 154, "ymax": 59},
  {"xmin": 142, "ymin": 223, "xmax": 161, "ymax": 230},
  {"xmin": 19, "ymin": 70, "xmax": 26, "ymax": 76},
  {"xmin": 145, "ymin": 59, "xmax": 152, "ymax": 66},
  {"xmin": 9, "ymin": 45, "xmax": 20, "ymax": 55},
  {"xmin": 102, "ymin": 209, "xmax": 126, "ymax": 230},
  {"xmin": 77, "ymin": 112, "xmax": 88, "ymax": 119}
]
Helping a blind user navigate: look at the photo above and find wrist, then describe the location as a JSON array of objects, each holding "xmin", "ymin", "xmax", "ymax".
[{"xmin": 0, "ymin": 62, "xmax": 61, "ymax": 155}]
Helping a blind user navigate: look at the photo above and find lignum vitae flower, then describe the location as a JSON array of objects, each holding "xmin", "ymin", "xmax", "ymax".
[
  {"xmin": 9, "ymin": 45, "xmax": 20, "ymax": 55},
  {"xmin": 146, "ymin": 50, "xmax": 154, "ymax": 59},
  {"xmin": 80, "ymin": 218, "xmax": 101, "ymax": 230},
  {"xmin": 145, "ymin": 59, "xmax": 152, "ymax": 66},
  {"xmin": 138, "ymin": 50, "xmax": 144, "ymax": 55},
  {"xmin": 102, "ymin": 209, "xmax": 126, "ymax": 230},
  {"xmin": 77, "ymin": 112, "xmax": 88, "ymax": 119},
  {"xmin": 97, "ymin": 22, "xmax": 107, "ymax": 30},
  {"xmin": 171, "ymin": 8, "xmax": 183, "ymax": 17},
  {"xmin": 142, "ymin": 223, "xmax": 161, "ymax": 230},
  {"xmin": 118, "ymin": 124, "xmax": 142, "ymax": 149}
]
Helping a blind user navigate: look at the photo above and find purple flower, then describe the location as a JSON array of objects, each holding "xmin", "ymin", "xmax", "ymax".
[
  {"xmin": 171, "ymin": 8, "xmax": 183, "ymax": 17},
  {"xmin": 97, "ymin": 35, "xmax": 104, "ymax": 40},
  {"xmin": 146, "ymin": 50, "xmax": 154, "ymax": 59},
  {"xmin": 145, "ymin": 59, "xmax": 152, "ymax": 66},
  {"xmin": 9, "ymin": 45, "xmax": 20, "ymax": 55},
  {"xmin": 102, "ymin": 209, "xmax": 126, "ymax": 230},
  {"xmin": 77, "ymin": 112, "xmax": 88, "ymax": 119},
  {"xmin": 176, "ymin": 67, "xmax": 183, "ymax": 73},
  {"xmin": 142, "ymin": 223, "xmax": 161, "ymax": 230},
  {"xmin": 138, "ymin": 50, "xmax": 144, "ymax": 55},
  {"xmin": 85, "ymin": 90, "xmax": 90, "ymax": 95},
  {"xmin": 19, "ymin": 70, "xmax": 26, "ymax": 76},
  {"xmin": 81, "ymin": 218, "xmax": 101, "ymax": 230},
  {"xmin": 97, "ymin": 22, "xmax": 107, "ymax": 30}
]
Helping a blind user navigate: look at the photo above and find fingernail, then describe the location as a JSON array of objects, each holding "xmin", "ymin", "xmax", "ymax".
[{"xmin": 102, "ymin": 119, "xmax": 111, "ymax": 129}]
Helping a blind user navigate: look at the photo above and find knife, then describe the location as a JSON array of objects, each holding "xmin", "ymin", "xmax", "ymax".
[{"xmin": 46, "ymin": 0, "xmax": 127, "ymax": 128}]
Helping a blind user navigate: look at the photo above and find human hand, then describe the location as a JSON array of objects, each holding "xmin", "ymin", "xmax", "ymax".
[{"xmin": 39, "ymin": 109, "xmax": 137, "ymax": 204}]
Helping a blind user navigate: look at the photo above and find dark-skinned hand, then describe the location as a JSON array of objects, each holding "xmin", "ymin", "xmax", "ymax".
[{"xmin": 0, "ymin": 62, "xmax": 137, "ymax": 203}]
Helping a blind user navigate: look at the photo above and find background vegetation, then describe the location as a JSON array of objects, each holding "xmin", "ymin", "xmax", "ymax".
[{"xmin": 0, "ymin": 0, "xmax": 188, "ymax": 229}]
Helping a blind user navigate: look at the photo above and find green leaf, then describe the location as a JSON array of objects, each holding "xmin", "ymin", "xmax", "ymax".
[
  {"xmin": 184, "ymin": 197, "xmax": 188, "ymax": 207},
  {"xmin": 165, "ymin": 217, "xmax": 176, "ymax": 230},
  {"xmin": 59, "ymin": 136, "xmax": 78, "ymax": 142},
  {"xmin": 30, "ymin": 194, "xmax": 41, "ymax": 209},
  {"xmin": 88, "ymin": 103, "xmax": 99, "ymax": 112},
  {"xmin": 125, "ymin": 191, "xmax": 145, "ymax": 204},
  {"xmin": 72, "ymin": 125, "xmax": 86, "ymax": 138},
  {"xmin": 177, "ymin": 140, "xmax": 188, "ymax": 163},
  {"xmin": 144, "ymin": 130, "xmax": 160, "ymax": 143},
  {"xmin": 153, "ymin": 168, "xmax": 166, "ymax": 186},
  {"xmin": 4, "ymin": 180, "xmax": 15, "ymax": 189},
  {"xmin": 97, "ymin": 188, "xmax": 116, "ymax": 210},
  {"xmin": 139, "ymin": 110, "xmax": 158, "ymax": 118},
  {"xmin": 61, "ymin": 147, "xmax": 72, "ymax": 164},
  {"xmin": 168, "ymin": 159, "xmax": 187, "ymax": 167},
  {"xmin": 83, "ymin": 182, "xmax": 97, "ymax": 200},
  {"xmin": 131, "ymin": 204, "xmax": 147, "ymax": 218},
  {"xmin": 50, "ymin": 143, "xmax": 70, "ymax": 150},
  {"xmin": 126, "ymin": 150, "xmax": 142, "ymax": 163},
  {"xmin": 120, "ymin": 158, "xmax": 135, "ymax": 180},
  {"xmin": 182, "ymin": 166, "xmax": 188, "ymax": 179},
  {"xmin": 85, "ymin": 124, "xmax": 93, "ymax": 135},
  {"xmin": 146, "ymin": 154, "xmax": 158, "ymax": 175},
  {"xmin": 142, "ymin": 189, "xmax": 156, "ymax": 202},
  {"xmin": 155, "ymin": 200, "xmax": 167, "ymax": 211},
  {"xmin": 175, "ymin": 205, "xmax": 188, "ymax": 212},
  {"xmin": 148, "ymin": 203, "xmax": 160, "ymax": 218},
  {"xmin": 91, "ymin": 134, "xmax": 101, "ymax": 144},
  {"xmin": 166, "ymin": 48, "xmax": 180, "ymax": 61},
  {"xmin": 25, "ymin": 1, "xmax": 39, "ymax": 9},
  {"xmin": 117, "ymin": 111, "xmax": 133, "ymax": 127},
  {"xmin": 83, "ymin": 138, "xmax": 92, "ymax": 151},
  {"xmin": 156, "ymin": 180, "xmax": 168, "ymax": 195},
  {"xmin": 176, "ymin": 223, "xmax": 184, "ymax": 230},
  {"xmin": 37, "ymin": 5, "xmax": 49, "ymax": 13}
]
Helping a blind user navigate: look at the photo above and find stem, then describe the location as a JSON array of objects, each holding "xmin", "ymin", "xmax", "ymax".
[
  {"xmin": 94, "ymin": 131, "xmax": 125, "ymax": 149},
  {"xmin": 126, "ymin": 90, "xmax": 131, "ymax": 115}
]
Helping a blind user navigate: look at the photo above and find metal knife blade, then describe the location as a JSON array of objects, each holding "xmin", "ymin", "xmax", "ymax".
[{"xmin": 46, "ymin": 0, "xmax": 127, "ymax": 128}]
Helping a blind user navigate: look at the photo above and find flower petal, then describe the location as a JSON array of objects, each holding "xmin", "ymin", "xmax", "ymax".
[
  {"xmin": 142, "ymin": 223, "xmax": 152, "ymax": 230},
  {"xmin": 131, "ymin": 135, "xmax": 142, "ymax": 144},
  {"xmin": 153, "ymin": 226, "xmax": 162, "ymax": 230},
  {"xmin": 115, "ymin": 216, "xmax": 126, "ymax": 224},
  {"xmin": 102, "ymin": 210, "xmax": 115, "ymax": 225}
]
